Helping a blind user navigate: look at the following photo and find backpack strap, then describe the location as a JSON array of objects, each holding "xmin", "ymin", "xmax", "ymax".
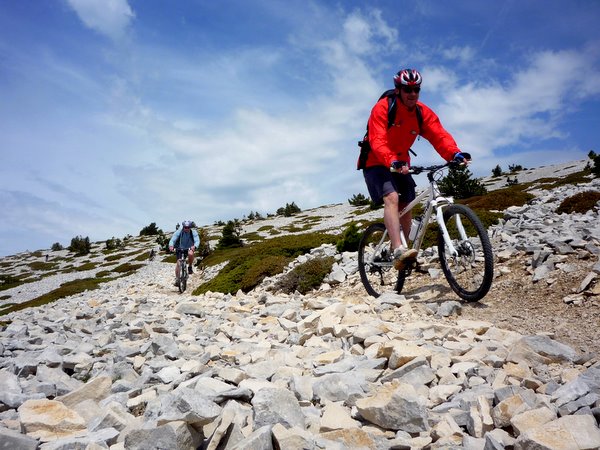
[
  {"xmin": 357, "ymin": 91, "xmax": 423, "ymax": 170},
  {"xmin": 383, "ymin": 90, "xmax": 423, "ymax": 134}
]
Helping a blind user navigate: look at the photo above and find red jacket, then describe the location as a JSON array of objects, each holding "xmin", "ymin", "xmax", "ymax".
[{"xmin": 362, "ymin": 97, "xmax": 460, "ymax": 168}]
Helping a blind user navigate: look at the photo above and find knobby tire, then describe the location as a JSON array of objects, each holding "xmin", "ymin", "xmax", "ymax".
[
  {"xmin": 437, "ymin": 204, "xmax": 494, "ymax": 302},
  {"xmin": 358, "ymin": 223, "xmax": 404, "ymax": 298},
  {"xmin": 178, "ymin": 259, "xmax": 187, "ymax": 293}
]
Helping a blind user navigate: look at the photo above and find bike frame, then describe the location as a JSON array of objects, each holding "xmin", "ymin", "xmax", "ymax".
[{"xmin": 368, "ymin": 165, "xmax": 465, "ymax": 265}]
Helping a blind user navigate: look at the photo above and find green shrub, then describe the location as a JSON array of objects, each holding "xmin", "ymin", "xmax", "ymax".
[
  {"xmin": 556, "ymin": 191, "xmax": 600, "ymax": 215},
  {"xmin": 336, "ymin": 223, "xmax": 361, "ymax": 252},
  {"xmin": 0, "ymin": 274, "xmax": 24, "ymax": 291},
  {"xmin": 0, "ymin": 276, "xmax": 115, "ymax": 316},
  {"xmin": 348, "ymin": 193, "xmax": 370, "ymax": 206},
  {"xmin": 51, "ymin": 242, "xmax": 64, "ymax": 251},
  {"xmin": 438, "ymin": 165, "xmax": 487, "ymax": 199},
  {"xmin": 509, "ymin": 164, "xmax": 524, "ymax": 172},
  {"xmin": 139, "ymin": 222, "xmax": 162, "ymax": 236},
  {"xmin": 217, "ymin": 220, "xmax": 243, "ymax": 249},
  {"xmin": 588, "ymin": 150, "xmax": 600, "ymax": 177},
  {"xmin": 156, "ymin": 233, "xmax": 169, "ymax": 251},
  {"xmin": 105, "ymin": 237, "xmax": 124, "ymax": 250},
  {"xmin": 194, "ymin": 232, "xmax": 337, "ymax": 295},
  {"xmin": 241, "ymin": 232, "xmax": 263, "ymax": 242},
  {"xmin": 112, "ymin": 263, "xmax": 144, "ymax": 274},
  {"xmin": 105, "ymin": 253, "xmax": 127, "ymax": 262},
  {"xmin": 74, "ymin": 262, "xmax": 98, "ymax": 272},
  {"xmin": 274, "ymin": 256, "xmax": 335, "ymax": 294},
  {"xmin": 28, "ymin": 261, "xmax": 58, "ymax": 271},
  {"xmin": 462, "ymin": 186, "xmax": 535, "ymax": 211},
  {"xmin": 491, "ymin": 165, "xmax": 503, "ymax": 177},
  {"xmin": 240, "ymin": 255, "xmax": 291, "ymax": 292},
  {"xmin": 69, "ymin": 236, "xmax": 91, "ymax": 256},
  {"xmin": 276, "ymin": 202, "xmax": 301, "ymax": 217}
]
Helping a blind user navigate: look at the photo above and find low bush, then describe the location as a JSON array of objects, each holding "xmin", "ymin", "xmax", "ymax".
[
  {"xmin": 28, "ymin": 261, "xmax": 59, "ymax": 271},
  {"xmin": 0, "ymin": 274, "xmax": 24, "ymax": 291},
  {"xmin": 139, "ymin": 222, "xmax": 162, "ymax": 236},
  {"xmin": 461, "ymin": 186, "xmax": 534, "ymax": 210},
  {"xmin": 240, "ymin": 255, "xmax": 291, "ymax": 292},
  {"xmin": 556, "ymin": 191, "xmax": 600, "ymax": 215},
  {"xmin": 69, "ymin": 236, "xmax": 91, "ymax": 256},
  {"xmin": 348, "ymin": 193, "xmax": 370, "ymax": 206},
  {"xmin": 274, "ymin": 256, "xmax": 335, "ymax": 294},
  {"xmin": 336, "ymin": 223, "xmax": 361, "ymax": 253},
  {"xmin": 0, "ymin": 277, "xmax": 113, "ymax": 316},
  {"xmin": 74, "ymin": 262, "xmax": 98, "ymax": 272},
  {"xmin": 112, "ymin": 263, "xmax": 144, "ymax": 274},
  {"xmin": 194, "ymin": 232, "xmax": 337, "ymax": 295},
  {"xmin": 105, "ymin": 237, "xmax": 124, "ymax": 250}
]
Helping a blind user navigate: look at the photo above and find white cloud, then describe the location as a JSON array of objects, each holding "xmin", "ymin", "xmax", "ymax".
[
  {"xmin": 66, "ymin": 0, "xmax": 134, "ymax": 40},
  {"xmin": 428, "ymin": 48, "xmax": 600, "ymax": 162}
]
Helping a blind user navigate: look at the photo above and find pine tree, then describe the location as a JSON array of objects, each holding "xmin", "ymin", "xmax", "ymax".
[
  {"xmin": 438, "ymin": 165, "xmax": 487, "ymax": 199},
  {"xmin": 217, "ymin": 220, "xmax": 243, "ymax": 249}
]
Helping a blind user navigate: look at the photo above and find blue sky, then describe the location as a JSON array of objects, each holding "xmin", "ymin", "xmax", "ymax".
[{"xmin": 1, "ymin": 0, "xmax": 599, "ymax": 257}]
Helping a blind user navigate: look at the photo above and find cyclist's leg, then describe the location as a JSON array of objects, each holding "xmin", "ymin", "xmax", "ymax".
[
  {"xmin": 364, "ymin": 166, "xmax": 402, "ymax": 249},
  {"xmin": 175, "ymin": 250, "xmax": 182, "ymax": 279},
  {"xmin": 383, "ymin": 192, "xmax": 402, "ymax": 249},
  {"xmin": 394, "ymin": 173, "xmax": 417, "ymax": 244}
]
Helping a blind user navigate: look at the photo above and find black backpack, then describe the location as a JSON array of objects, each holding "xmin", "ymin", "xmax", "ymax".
[{"xmin": 356, "ymin": 89, "xmax": 423, "ymax": 170}]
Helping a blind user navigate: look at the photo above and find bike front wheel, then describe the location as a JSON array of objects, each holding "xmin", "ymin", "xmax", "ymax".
[
  {"xmin": 178, "ymin": 260, "xmax": 187, "ymax": 293},
  {"xmin": 358, "ymin": 223, "xmax": 404, "ymax": 297},
  {"xmin": 437, "ymin": 204, "xmax": 494, "ymax": 302}
]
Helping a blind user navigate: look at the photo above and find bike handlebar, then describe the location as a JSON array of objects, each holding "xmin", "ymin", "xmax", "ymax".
[{"xmin": 391, "ymin": 159, "xmax": 470, "ymax": 175}]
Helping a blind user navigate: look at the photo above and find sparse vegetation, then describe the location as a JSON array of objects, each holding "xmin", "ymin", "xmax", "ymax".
[
  {"xmin": 276, "ymin": 202, "xmax": 301, "ymax": 217},
  {"xmin": 69, "ymin": 235, "xmax": 91, "ymax": 256},
  {"xmin": 0, "ymin": 277, "xmax": 113, "ymax": 316},
  {"xmin": 105, "ymin": 237, "xmax": 124, "ymax": 251},
  {"xmin": 194, "ymin": 232, "xmax": 337, "ymax": 295},
  {"xmin": 139, "ymin": 222, "xmax": 162, "ymax": 236},
  {"xmin": 348, "ymin": 193, "xmax": 370, "ymax": 206},
  {"xmin": 217, "ymin": 220, "xmax": 243, "ymax": 249},
  {"xmin": 274, "ymin": 256, "xmax": 335, "ymax": 295},
  {"xmin": 1, "ymin": 163, "xmax": 595, "ymax": 315},
  {"xmin": 555, "ymin": 191, "xmax": 600, "ymax": 215},
  {"xmin": 461, "ymin": 185, "xmax": 535, "ymax": 211},
  {"xmin": 0, "ymin": 274, "xmax": 24, "ymax": 291},
  {"xmin": 508, "ymin": 164, "xmax": 524, "ymax": 172},
  {"xmin": 588, "ymin": 150, "xmax": 600, "ymax": 177},
  {"xmin": 336, "ymin": 223, "xmax": 361, "ymax": 253},
  {"xmin": 438, "ymin": 165, "xmax": 487, "ymax": 199}
]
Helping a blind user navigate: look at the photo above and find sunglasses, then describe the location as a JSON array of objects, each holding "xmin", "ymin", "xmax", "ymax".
[{"xmin": 401, "ymin": 86, "xmax": 421, "ymax": 94}]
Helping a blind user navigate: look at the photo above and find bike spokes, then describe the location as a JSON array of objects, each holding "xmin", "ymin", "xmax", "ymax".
[
  {"xmin": 358, "ymin": 223, "xmax": 404, "ymax": 297},
  {"xmin": 438, "ymin": 204, "xmax": 493, "ymax": 302}
]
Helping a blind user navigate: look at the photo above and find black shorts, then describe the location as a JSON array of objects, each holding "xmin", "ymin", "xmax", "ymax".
[{"xmin": 363, "ymin": 166, "xmax": 416, "ymax": 206}]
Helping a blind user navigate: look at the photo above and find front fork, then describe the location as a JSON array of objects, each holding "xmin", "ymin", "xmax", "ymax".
[{"xmin": 435, "ymin": 201, "xmax": 464, "ymax": 258}]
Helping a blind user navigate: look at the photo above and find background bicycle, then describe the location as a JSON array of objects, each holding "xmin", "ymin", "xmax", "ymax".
[
  {"xmin": 174, "ymin": 247, "xmax": 189, "ymax": 293},
  {"xmin": 358, "ymin": 162, "xmax": 494, "ymax": 302}
]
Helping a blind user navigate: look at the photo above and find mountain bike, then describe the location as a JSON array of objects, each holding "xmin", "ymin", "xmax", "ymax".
[
  {"xmin": 357, "ymin": 162, "xmax": 494, "ymax": 302},
  {"xmin": 174, "ymin": 248, "xmax": 189, "ymax": 293}
]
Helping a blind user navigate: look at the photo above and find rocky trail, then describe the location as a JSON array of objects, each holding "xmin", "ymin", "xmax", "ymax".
[{"xmin": 1, "ymin": 162, "xmax": 600, "ymax": 449}]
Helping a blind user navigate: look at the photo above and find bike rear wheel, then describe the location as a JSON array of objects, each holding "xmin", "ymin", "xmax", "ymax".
[
  {"xmin": 178, "ymin": 260, "xmax": 187, "ymax": 293},
  {"xmin": 437, "ymin": 204, "xmax": 493, "ymax": 302},
  {"xmin": 358, "ymin": 223, "xmax": 404, "ymax": 297}
]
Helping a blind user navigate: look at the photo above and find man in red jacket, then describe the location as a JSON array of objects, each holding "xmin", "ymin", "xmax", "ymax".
[{"xmin": 361, "ymin": 68, "xmax": 468, "ymax": 270}]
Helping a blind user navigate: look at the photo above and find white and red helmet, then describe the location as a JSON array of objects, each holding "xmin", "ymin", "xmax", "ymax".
[{"xmin": 394, "ymin": 69, "xmax": 422, "ymax": 87}]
